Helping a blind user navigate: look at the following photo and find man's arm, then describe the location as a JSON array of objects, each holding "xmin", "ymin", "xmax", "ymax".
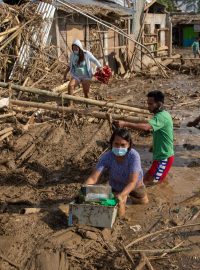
[
  {"xmin": 87, "ymin": 51, "xmax": 102, "ymax": 68},
  {"xmin": 114, "ymin": 120, "xmax": 152, "ymax": 131},
  {"xmin": 187, "ymin": 116, "xmax": 200, "ymax": 127}
]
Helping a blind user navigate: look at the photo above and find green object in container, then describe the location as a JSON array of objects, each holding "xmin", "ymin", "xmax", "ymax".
[{"xmin": 100, "ymin": 198, "xmax": 118, "ymax": 206}]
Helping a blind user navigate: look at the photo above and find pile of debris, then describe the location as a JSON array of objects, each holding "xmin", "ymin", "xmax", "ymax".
[{"xmin": 0, "ymin": 2, "xmax": 66, "ymax": 89}]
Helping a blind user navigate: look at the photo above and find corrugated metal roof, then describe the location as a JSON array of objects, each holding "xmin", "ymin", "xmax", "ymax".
[
  {"xmin": 10, "ymin": 2, "xmax": 55, "ymax": 78},
  {"xmin": 56, "ymin": 0, "xmax": 134, "ymax": 16}
]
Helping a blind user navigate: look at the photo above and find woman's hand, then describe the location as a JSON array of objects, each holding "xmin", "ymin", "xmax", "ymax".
[
  {"xmin": 85, "ymin": 169, "xmax": 101, "ymax": 185},
  {"xmin": 115, "ymin": 193, "xmax": 126, "ymax": 218},
  {"xmin": 115, "ymin": 193, "xmax": 126, "ymax": 203},
  {"xmin": 96, "ymin": 67, "xmax": 103, "ymax": 71}
]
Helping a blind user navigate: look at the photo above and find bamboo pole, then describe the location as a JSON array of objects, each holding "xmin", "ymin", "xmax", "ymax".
[
  {"xmin": 0, "ymin": 127, "xmax": 13, "ymax": 136},
  {"xmin": 0, "ymin": 112, "xmax": 16, "ymax": 119},
  {"xmin": 129, "ymin": 248, "xmax": 190, "ymax": 254},
  {"xmin": 140, "ymin": 253, "xmax": 155, "ymax": 270},
  {"xmin": 0, "ymin": 131, "xmax": 13, "ymax": 142},
  {"xmin": 126, "ymin": 223, "xmax": 200, "ymax": 249},
  {"xmin": 97, "ymin": 23, "xmax": 106, "ymax": 65},
  {"xmin": 0, "ymin": 19, "xmax": 34, "ymax": 52},
  {"xmin": 10, "ymin": 99, "xmax": 148, "ymax": 123},
  {"xmin": 0, "ymin": 82, "xmax": 150, "ymax": 115}
]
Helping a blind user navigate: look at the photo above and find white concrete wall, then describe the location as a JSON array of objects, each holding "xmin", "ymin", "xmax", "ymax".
[{"xmin": 145, "ymin": 13, "xmax": 167, "ymax": 47}]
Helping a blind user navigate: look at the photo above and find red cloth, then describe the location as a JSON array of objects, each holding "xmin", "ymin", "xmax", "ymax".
[{"xmin": 94, "ymin": 65, "xmax": 112, "ymax": 84}]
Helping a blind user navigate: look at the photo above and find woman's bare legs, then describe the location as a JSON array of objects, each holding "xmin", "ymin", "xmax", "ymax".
[
  {"xmin": 82, "ymin": 80, "xmax": 91, "ymax": 98},
  {"xmin": 68, "ymin": 78, "xmax": 79, "ymax": 106}
]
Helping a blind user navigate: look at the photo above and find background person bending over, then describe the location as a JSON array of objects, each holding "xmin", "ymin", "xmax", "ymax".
[
  {"xmin": 115, "ymin": 91, "xmax": 174, "ymax": 185},
  {"xmin": 64, "ymin": 39, "xmax": 102, "ymax": 104},
  {"xmin": 85, "ymin": 128, "xmax": 148, "ymax": 218}
]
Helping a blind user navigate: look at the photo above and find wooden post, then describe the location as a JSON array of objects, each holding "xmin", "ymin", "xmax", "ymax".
[
  {"xmin": 168, "ymin": 19, "xmax": 173, "ymax": 57},
  {"xmin": 130, "ymin": 8, "xmax": 149, "ymax": 70},
  {"xmin": 86, "ymin": 18, "xmax": 90, "ymax": 51},
  {"xmin": 55, "ymin": 11, "xmax": 61, "ymax": 59},
  {"xmin": 104, "ymin": 31, "xmax": 109, "ymax": 65},
  {"xmin": 97, "ymin": 23, "xmax": 106, "ymax": 65}
]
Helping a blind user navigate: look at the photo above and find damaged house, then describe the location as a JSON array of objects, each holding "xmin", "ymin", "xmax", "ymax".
[
  {"xmin": 142, "ymin": 0, "xmax": 172, "ymax": 65},
  {"xmin": 1, "ymin": 0, "xmax": 146, "ymax": 79},
  {"xmin": 171, "ymin": 13, "xmax": 200, "ymax": 47},
  {"xmin": 51, "ymin": 0, "xmax": 144, "ymax": 74}
]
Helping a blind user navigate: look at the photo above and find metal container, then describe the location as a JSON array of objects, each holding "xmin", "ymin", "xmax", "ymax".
[
  {"xmin": 81, "ymin": 185, "xmax": 112, "ymax": 197},
  {"xmin": 68, "ymin": 202, "xmax": 118, "ymax": 228}
]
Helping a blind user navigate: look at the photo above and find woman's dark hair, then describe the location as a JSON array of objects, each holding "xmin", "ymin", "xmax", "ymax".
[
  {"xmin": 78, "ymin": 49, "xmax": 84, "ymax": 65},
  {"xmin": 110, "ymin": 128, "xmax": 132, "ymax": 150},
  {"xmin": 147, "ymin": 90, "xmax": 165, "ymax": 103},
  {"xmin": 72, "ymin": 44, "xmax": 85, "ymax": 65}
]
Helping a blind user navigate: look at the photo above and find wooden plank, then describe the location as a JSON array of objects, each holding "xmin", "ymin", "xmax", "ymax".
[
  {"xmin": 55, "ymin": 11, "xmax": 61, "ymax": 59},
  {"xmin": 103, "ymin": 45, "xmax": 127, "ymax": 50},
  {"xmin": 0, "ymin": 82, "xmax": 150, "ymax": 114}
]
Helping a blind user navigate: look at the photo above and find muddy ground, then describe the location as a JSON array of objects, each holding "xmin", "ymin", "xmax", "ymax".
[{"xmin": 0, "ymin": 72, "xmax": 200, "ymax": 270}]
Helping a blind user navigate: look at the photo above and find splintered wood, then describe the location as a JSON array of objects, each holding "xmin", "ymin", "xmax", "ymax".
[{"xmin": 0, "ymin": 3, "xmax": 66, "ymax": 89}]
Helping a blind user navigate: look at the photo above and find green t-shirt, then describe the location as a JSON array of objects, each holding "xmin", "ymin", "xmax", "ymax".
[
  {"xmin": 192, "ymin": 41, "xmax": 199, "ymax": 52},
  {"xmin": 148, "ymin": 110, "xmax": 174, "ymax": 161}
]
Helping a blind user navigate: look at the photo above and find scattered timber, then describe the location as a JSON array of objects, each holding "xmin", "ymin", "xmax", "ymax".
[
  {"xmin": 150, "ymin": 54, "xmax": 181, "ymax": 73},
  {"xmin": 10, "ymin": 100, "xmax": 149, "ymax": 123},
  {"xmin": 0, "ymin": 82, "xmax": 151, "ymax": 115}
]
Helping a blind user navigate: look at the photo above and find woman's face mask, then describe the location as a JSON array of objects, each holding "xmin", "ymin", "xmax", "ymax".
[
  {"xmin": 112, "ymin": 147, "xmax": 128, "ymax": 157},
  {"xmin": 73, "ymin": 50, "xmax": 79, "ymax": 55},
  {"xmin": 112, "ymin": 135, "xmax": 129, "ymax": 157}
]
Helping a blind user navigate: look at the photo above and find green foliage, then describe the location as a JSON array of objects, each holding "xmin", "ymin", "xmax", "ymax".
[{"xmin": 157, "ymin": 0, "xmax": 176, "ymax": 11}]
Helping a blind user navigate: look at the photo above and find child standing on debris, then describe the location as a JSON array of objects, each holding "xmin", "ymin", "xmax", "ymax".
[
  {"xmin": 85, "ymin": 128, "xmax": 148, "ymax": 218},
  {"xmin": 115, "ymin": 91, "xmax": 174, "ymax": 185},
  {"xmin": 64, "ymin": 39, "xmax": 102, "ymax": 104},
  {"xmin": 192, "ymin": 38, "xmax": 200, "ymax": 58}
]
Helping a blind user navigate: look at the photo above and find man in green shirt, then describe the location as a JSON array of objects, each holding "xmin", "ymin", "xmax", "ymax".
[{"xmin": 115, "ymin": 90, "xmax": 174, "ymax": 185}]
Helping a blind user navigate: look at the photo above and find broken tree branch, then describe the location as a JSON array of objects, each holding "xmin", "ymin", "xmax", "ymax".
[
  {"xmin": 0, "ymin": 112, "xmax": 16, "ymax": 119},
  {"xmin": 126, "ymin": 223, "xmax": 200, "ymax": 249},
  {"xmin": 0, "ymin": 253, "xmax": 20, "ymax": 269},
  {"xmin": 140, "ymin": 252, "xmax": 155, "ymax": 270},
  {"xmin": 122, "ymin": 244, "xmax": 135, "ymax": 267}
]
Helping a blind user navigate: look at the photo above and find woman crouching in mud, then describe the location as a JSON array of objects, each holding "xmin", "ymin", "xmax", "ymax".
[
  {"xmin": 85, "ymin": 128, "xmax": 148, "ymax": 218},
  {"xmin": 64, "ymin": 39, "xmax": 102, "ymax": 105}
]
